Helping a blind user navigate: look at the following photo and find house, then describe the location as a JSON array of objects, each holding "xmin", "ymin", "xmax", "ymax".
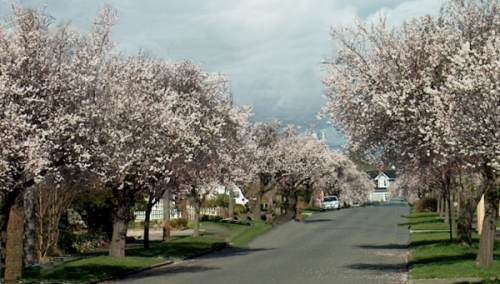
[
  {"xmin": 212, "ymin": 185, "xmax": 249, "ymax": 206},
  {"xmin": 366, "ymin": 170, "xmax": 396, "ymax": 202},
  {"xmin": 134, "ymin": 185, "xmax": 248, "ymax": 222}
]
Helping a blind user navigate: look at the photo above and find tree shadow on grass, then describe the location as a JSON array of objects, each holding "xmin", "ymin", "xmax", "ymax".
[
  {"xmin": 346, "ymin": 262, "xmax": 407, "ymax": 273},
  {"xmin": 398, "ymin": 218, "xmax": 443, "ymax": 227},
  {"xmin": 409, "ymin": 239, "xmax": 453, "ymax": 248},
  {"xmin": 121, "ymin": 264, "xmax": 220, "ymax": 280},
  {"xmin": 401, "ymin": 213, "xmax": 439, "ymax": 219},
  {"xmin": 358, "ymin": 243, "xmax": 408, "ymax": 250},
  {"xmin": 24, "ymin": 264, "xmax": 141, "ymax": 282},
  {"xmin": 410, "ymin": 252, "xmax": 500, "ymax": 266},
  {"xmin": 127, "ymin": 240, "xmax": 223, "ymax": 258},
  {"xmin": 410, "ymin": 253, "xmax": 477, "ymax": 266}
]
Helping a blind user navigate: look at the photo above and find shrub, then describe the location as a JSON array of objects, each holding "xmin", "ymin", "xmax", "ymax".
[
  {"xmin": 169, "ymin": 218, "xmax": 188, "ymax": 230},
  {"xmin": 58, "ymin": 230, "xmax": 108, "ymax": 254},
  {"xmin": 414, "ymin": 197, "xmax": 437, "ymax": 212},
  {"xmin": 201, "ymin": 215, "xmax": 223, "ymax": 222},
  {"xmin": 204, "ymin": 194, "xmax": 229, "ymax": 208},
  {"xmin": 234, "ymin": 204, "xmax": 247, "ymax": 215}
]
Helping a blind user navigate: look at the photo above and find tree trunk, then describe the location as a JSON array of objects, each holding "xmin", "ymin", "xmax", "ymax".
[
  {"xmin": 253, "ymin": 192, "xmax": 262, "ymax": 221},
  {"xmin": 476, "ymin": 177, "xmax": 499, "ymax": 267},
  {"xmin": 444, "ymin": 195, "xmax": 449, "ymax": 224},
  {"xmin": 457, "ymin": 195, "xmax": 474, "ymax": 245},
  {"xmin": 294, "ymin": 192, "xmax": 301, "ymax": 222},
  {"xmin": 192, "ymin": 203, "xmax": 201, "ymax": 237},
  {"xmin": 4, "ymin": 205, "xmax": 24, "ymax": 283},
  {"xmin": 228, "ymin": 187, "xmax": 235, "ymax": 219},
  {"xmin": 162, "ymin": 189, "xmax": 171, "ymax": 242},
  {"xmin": 23, "ymin": 186, "xmax": 36, "ymax": 267},
  {"xmin": 181, "ymin": 198, "xmax": 188, "ymax": 220},
  {"xmin": 446, "ymin": 192, "xmax": 453, "ymax": 241},
  {"xmin": 109, "ymin": 205, "xmax": 129, "ymax": 258},
  {"xmin": 35, "ymin": 189, "xmax": 43, "ymax": 263},
  {"xmin": 439, "ymin": 196, "xmax": 446, "ymax": 218},
  {"xmin": 437, "ymin": 194, "xmax": 441, "ymax": 214},
  {"xmin": 143, "ymin": 197, "xmax": 153, "ymax": 249}
]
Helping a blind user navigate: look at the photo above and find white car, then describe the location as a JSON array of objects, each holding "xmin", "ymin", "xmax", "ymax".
[{"xmin": 321, "ymin": 196, "xmax": 340, "ymax": 210}]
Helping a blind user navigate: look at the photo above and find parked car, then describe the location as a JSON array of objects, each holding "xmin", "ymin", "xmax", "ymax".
[{"xmin": 321, "ymin": 196, "xmax": 340, "ymax": 210}]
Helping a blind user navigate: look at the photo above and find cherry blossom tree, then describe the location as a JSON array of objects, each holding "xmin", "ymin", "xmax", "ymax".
[
  {"xmin": 246, "ymin": 121, "xmax": 281, "ymax": 220},
  {"xmin": 323, "ymin": 0, "xmax": 499, "ymax": 267},
  {"xmin": 0, "ymin": 6, "xmax": 114, "ymax": 278},
  {"xmin": 87, "ymin": 55, "xmax": 186, "ymax": 257}
]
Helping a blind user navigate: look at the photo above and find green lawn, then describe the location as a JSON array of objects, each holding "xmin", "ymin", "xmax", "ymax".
[
  {"xmin": 23, "ymin": 220, "xmax": 271, "ymax": 283},
  {"xmin": 407, "ymin": 211, "xmax": 500, "ymax": 280}
]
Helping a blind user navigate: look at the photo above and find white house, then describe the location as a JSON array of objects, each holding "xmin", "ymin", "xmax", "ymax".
[
  {"xmin": 367, "ymin": 170, "xmax": 396, "ymax": 202},
  {"xmin": 134, "ymin": 185, "xmax": 249, "ymax": 221},
  {"xmin": 212, "ymin": 185, "xmax": 249, "ymax": 206}
]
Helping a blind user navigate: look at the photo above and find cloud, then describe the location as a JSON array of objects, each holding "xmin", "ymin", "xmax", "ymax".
[{"xmin": 0, "ymin": 0, "xmax": 445, "ymax": 147}]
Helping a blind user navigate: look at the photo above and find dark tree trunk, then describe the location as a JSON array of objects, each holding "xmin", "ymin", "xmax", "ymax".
[
  {"xmin": 444, "ymin": 194, "xmax": 449, "ymax": 224},
  {"xmin": 192, "ymin": 202, "xmax": 201, "ymax": 237},
  {"xmin": 253, "ymin": 192, "xmax": 262, "ymax": 221},
  {"xmin": 294, "ymin": 193, "xmax": 301, "ymax": 222},
  {"xmin": 446, "ymin": 192, "xmax": 453, "ymax": 241},
  {"xmin": 228, "ymin": 187, "xmax": 234, "ymax": 219},
  {"xmin": 439, "ymin": 196, "xmax": 446, "ymax": 218},
  {"xmin": 162, "ymin": 189, "xmax": 171, "ymax": 242},
  {"xmin": 457, "ymin": 196, "xmax": 474, "ymax": 245},
  {"xmin": 143, "ymin": 196, "xmax": 154, "ymax": 249},
  {"xmin": 181, "ymin": 198, "xmax": 188, "ymax": 220},
  {"xmin": 4, "ymin": 204, "xmax": 24, "ymax": 283},
  {"xmin": 1, "ymin": 191, "xmax": 18, "ymax": 277},
  {"xmin": 476, "ymin": 172, "xmax": 499, "ymax": 267},
  {"xmin": 436, "ymin": 194, "xmax": 441, "ymax": 213},
  {"xmin": 109, "ymin": 205, "xmax": 129, "ymax": 258},
  {"xmin": 23, "ymin": 186, "xmax": 36, "ymax": 267}
]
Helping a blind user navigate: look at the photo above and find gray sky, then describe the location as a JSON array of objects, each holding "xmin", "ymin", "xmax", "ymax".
[{"xmin": 1, "ymin": 0, "xmax": 445, "ymax": 148}]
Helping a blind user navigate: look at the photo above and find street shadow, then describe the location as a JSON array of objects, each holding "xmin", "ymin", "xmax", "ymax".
[
  {"xmin": 196, "ymin": 247, "xmax": 274, "ymax": 260},
  {"xmin": 358, "ymin": 243, "xmax": 408, "ymax": 250},
  {"xmin": 303, "ymin": 218, "xmax": 333, "ymax": 224},
  {"xmin": 346, "ymin": 262, "xmax": 407, "ymax": 273},
  {"xmin": 124, "ymin": 264, "xmax": 220, "ymax": 280}
]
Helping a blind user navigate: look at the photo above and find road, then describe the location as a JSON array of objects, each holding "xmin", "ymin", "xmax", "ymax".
[{"xmin": 116, "ymin": 201, "xmax": 409, "ymax": 284}]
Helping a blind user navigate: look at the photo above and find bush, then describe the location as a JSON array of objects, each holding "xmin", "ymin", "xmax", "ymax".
[
  {"xmin": 169, "ymin": 218, "xmax": 188, "ymax": 230},
  {"xmin": 414, "ymin": 197, "xmax": 437, "ymax": 212},
  {"xmin": 234, "ymin": 204, "xmax": 247, "ymax": 215},
  {"xmin": 204, "ymin": 194, "xmax": 229, "ymax": 208},
  {"xmin": 200, "ymin": 215, "xmax": 223, "ymax": 222},
  {"xmin": 58, "ymin": 230, "xmax": 108, "ymax": 254}
]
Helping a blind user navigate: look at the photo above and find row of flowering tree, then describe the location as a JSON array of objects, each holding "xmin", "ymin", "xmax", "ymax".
[
  {"xmin": 0, "ymin": 5, "xmax": 372, "ymax": 282},
  {"xmin": 245, "ymin": 123, "xmax": 372, "ymax": 222},
  {"xmin": 0, "ymin": 5, "xmax": 251, "ymax": 280},
  {"xmin": 323, "ymin": 0, "xmax": 499, "ymax": 267}
]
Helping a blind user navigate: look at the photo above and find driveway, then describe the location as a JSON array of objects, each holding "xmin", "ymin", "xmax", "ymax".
[{"xmin": 114, "ymin": 201, "xmax": 409, "ymax": 284}]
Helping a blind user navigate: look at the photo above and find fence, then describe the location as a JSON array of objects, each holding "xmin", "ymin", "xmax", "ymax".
[{"xmin": 134, "ymin": 205, "xmax": 228, "ymax": 221}]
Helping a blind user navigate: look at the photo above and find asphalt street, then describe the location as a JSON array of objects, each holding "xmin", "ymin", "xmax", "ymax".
[{"xmin": 115, "ymin": 201, "xmax": 409, "ymax": 284}]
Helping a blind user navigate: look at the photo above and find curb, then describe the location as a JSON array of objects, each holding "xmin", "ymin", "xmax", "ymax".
[{"xmin": 94, "ymin": 242, "xmax": 228, "ymax": 283}]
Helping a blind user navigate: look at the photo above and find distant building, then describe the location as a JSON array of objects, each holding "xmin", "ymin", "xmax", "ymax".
[{"xmin": 366, "ymin": 170, "xmax": 396, "ymax": 202}]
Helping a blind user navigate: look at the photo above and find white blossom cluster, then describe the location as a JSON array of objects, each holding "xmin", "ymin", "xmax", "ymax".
[{"xmin": 323, "ymin": 0, "xmax": 499, "ymax": 176}]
